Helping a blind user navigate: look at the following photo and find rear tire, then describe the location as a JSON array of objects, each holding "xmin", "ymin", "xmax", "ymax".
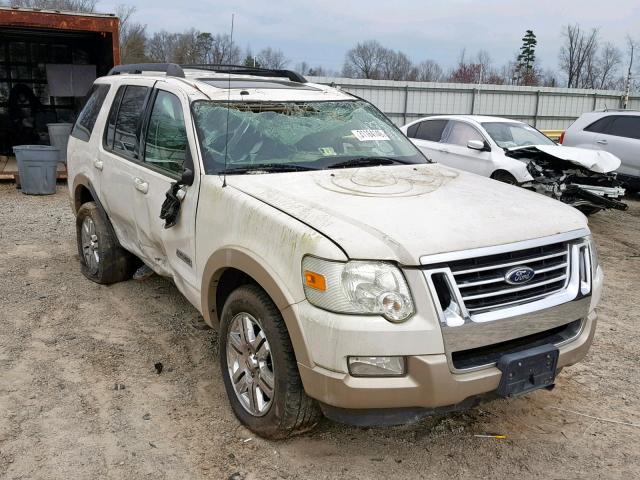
[
  {"xmin": 75, "ymin": 202, "xmax": 138, "ymax": 284},
  {"xmin": 491, "ymin": 170, "xmax": 518, "ymax": 185},
  {"xmin": 219, "ymin": 284, "xmax": 321, "ymax": 439}
]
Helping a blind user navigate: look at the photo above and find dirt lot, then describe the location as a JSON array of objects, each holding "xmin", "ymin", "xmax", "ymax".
[{"xmin": 1, "ymin": 182, "xmax": 639, "ymax": 480}]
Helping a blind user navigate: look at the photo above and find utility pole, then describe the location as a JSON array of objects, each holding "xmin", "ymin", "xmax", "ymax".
[{"xmin": 623, "ymin": 38, "xmax": 635, "ymax": 109}]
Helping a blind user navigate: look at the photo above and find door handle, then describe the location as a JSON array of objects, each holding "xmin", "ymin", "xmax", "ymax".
[
  {"xmin": 596, "ymin": 139, "xmax": 608, "ymax": 145},
  {"xmin": 93, "ymin": 159, "xmax": 103, "ymax": 171},
  {"xmin": 134, "ymin": 177, "xmax": 149, "ymax": 194},
  {"xmin": 439, "ymin": 148, "xmax": 450, "ymax": 154}
]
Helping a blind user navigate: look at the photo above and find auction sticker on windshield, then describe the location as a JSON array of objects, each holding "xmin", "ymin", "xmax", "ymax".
[{"xmin": 351, "ymin": 129, "xmax": 390, "ymax": 141}]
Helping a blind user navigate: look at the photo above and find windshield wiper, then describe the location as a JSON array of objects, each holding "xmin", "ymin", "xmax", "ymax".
[
  {"xmin": 223, "ymin": 163, "xmax": 318, "ymax": 174},
  {"xmin": 327, "ymin": 157, "xmax": 411, "ymax": 169}
]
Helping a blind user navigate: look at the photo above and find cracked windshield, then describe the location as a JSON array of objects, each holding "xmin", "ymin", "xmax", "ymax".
[{"xmin": 192, "ymin": 100, "xmax": 427, "ymax": 173}]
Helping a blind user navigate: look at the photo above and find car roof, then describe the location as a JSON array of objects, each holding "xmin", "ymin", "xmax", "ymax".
[
  {"xmin": 405, "ymin": 115, "xmax": 522, "ymax": 127},
  {"xmin": 96, "ymin": 67, "xmax": 354, "ymax": 102}
]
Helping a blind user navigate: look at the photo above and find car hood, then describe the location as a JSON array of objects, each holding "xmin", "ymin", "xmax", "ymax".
[
  {"xmin": 507, "ymin": 144, "xmax": 621, "ymax": 173},
  {"xmin": 227, "ymin": 164, "xmax": 588, "ymax": 265}
]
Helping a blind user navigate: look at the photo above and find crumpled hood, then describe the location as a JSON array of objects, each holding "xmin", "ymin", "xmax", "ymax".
[
  {"xmin": 508, "ymin": 144, "xmax": 621, "ymax": 173},
  {"xmin": 228, "ymin": 164, "xmax": 588, "ymax": 265}
]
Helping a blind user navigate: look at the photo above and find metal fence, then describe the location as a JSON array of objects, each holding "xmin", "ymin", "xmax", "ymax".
[{"xmin": 308, "ymin": 76, "xmax": 640, "ymax": 130}]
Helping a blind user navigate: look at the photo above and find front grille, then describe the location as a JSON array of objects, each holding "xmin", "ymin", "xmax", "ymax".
[{"xmin": 448, "ymin": 241, "xmax": 570, "ymax": 313}]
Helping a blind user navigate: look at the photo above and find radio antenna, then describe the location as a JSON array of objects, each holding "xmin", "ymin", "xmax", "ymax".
[{"xmin": 222, "ymin": 13, "xmax": 235, "ymax": 188}]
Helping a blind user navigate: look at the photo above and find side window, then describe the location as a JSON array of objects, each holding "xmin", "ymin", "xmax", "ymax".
[
  {"xmin": 415, "ymin": 119, "xmax": 448, "ymax": 142},
  {"xmin": 584, "ymin": 116, "xmax": 613, "ymax": 134},
  {"xmin": 71, "ymin": 84, "xmax": 110, "ymax": 142},
  {"xmin": 445, "ymin": 121, "xmax": 484, "ymax": 147},
  {"xmin": 104, "ymin": 86, "xmax": 125, "ymax": 150},
  {"xmin": 143, "ymin": 90, "xmax": 188, "ymax": 175},
  {"xmin": 110, "ymin": 85, "xmax": 150, "ymax": 159},
  {"xmin": 606, "ymin": 116, "xmax": 640, "ymax": 140},
  {"xmin": 406, "ymin": 123, "xmax": 419, "ymax": 138}
]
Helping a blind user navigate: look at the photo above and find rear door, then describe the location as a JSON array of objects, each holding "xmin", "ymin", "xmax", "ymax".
[
  {"xmin": 406, "ymin": 119, "xmax": 449, "ymax": 163},
  {"xmin": 99, "ymin": 80, "xmax": 153, "ymax": 259},
  {"xmin": 590, "ymin": 115, "xmax": 640, "ymax": 178},
  {"xmin": 438, "ymin": 120, "xmax": 493, "ymax": 175}
]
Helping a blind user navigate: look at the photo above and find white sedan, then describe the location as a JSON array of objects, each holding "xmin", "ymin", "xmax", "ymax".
[{"xmin": 400, "ymin": 115, "xmax": 627, "ymax": 214}]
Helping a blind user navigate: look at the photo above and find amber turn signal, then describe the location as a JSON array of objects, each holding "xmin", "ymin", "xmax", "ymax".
[{"xmin": 304, "ymin": 270, "xmax": 327, "ymax": 291}]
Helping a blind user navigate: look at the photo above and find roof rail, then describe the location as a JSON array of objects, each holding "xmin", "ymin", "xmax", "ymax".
[
  {"xmin": 108, "ymin": 63, "xmax": 185, "ymax": 78},
  {"xmin": 598, "ymin": 107, "xmax": 639, "ymax": 112},
  {"xmin": 181, "ymin": 64, "xmax": 307, "ymax": 83}
]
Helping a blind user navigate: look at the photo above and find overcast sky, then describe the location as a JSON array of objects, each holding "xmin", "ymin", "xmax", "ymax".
[{"xmin": 100, "ymin": 0, "xmax": 639, "ymax": 74}]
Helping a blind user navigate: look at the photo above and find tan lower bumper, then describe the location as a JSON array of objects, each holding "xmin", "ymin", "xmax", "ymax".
[{"xmin": 299, "ymin": 311, "xmax": 597, "ymax": 410}]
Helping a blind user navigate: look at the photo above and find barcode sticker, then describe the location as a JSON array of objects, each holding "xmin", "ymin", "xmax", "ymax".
[{"xmin": 351, "ymin": 129, "xmax": 390, "ymax": 141}]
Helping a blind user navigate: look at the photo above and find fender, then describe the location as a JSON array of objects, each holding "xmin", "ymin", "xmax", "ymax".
[
  {"xmin": 201, "ymin": 247, "xmax": 312, "ymax": 366},
  {"xmin": 72, "ymin": 174, "xmax": 122, "ymax": 248}
]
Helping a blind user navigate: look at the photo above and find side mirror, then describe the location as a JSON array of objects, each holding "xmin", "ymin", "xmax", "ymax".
[
  {"xmin": 180, "ymin": 146, "xmax": 195, "ymax": 186},
  {"xmin": 467, "ymin": 139, "xmax": 487, "ymax": 151},
  {"xmin": 181, "ymin": 167, "xmax": 194, "ymax": 186}
]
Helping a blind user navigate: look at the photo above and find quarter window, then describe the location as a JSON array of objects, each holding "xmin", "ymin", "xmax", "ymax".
[
  {"xmin": 143, "ymin": 90, "xmax": 188, "ymax": 175},
  {"xmin": 71, "ymin": 84, "xmax": 110, "ymax": 142}
]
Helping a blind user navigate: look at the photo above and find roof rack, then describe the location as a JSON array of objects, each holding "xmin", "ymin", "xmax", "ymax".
[
  {"xmin": 598, "ymin": 107, "xmax": 639, "ymax": 112},
  {"xmin": 108, "ymin": 63, "xmax": 185, "ymax": 78},
  {"xmin": 181, "ymin": 64, "xmax": 307, "ymax": 83}
]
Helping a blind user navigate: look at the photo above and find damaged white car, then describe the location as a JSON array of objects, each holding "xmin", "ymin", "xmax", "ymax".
[{"xmin": 401, "ymin": 115, "xmax": 627, "ymax": 215}]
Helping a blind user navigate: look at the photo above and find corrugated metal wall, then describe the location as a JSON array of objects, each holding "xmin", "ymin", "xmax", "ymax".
[{"xmin": 308, "ymin": 76, "xmax": 640, "ymax": 129}]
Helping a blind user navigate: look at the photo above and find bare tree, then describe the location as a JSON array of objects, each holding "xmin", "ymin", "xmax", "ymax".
[
  {"xmin": 559, "ymin": 24, "xmax": 599, "ymax": 88},
  {"xmin": 8, "ymin": 0, "xmax": 97, "ymax": 11},
  {"xmin": 342, "ymin": 40, "xmax": 388, "ymax": 79},
  {"xmin": 172, "ymin": 29, "xmax": 202, "ymax": 64},
  {"xmin": 623, "ymin": 36, "xmax": 637, "ymax": 108},
  {"xmin": 593, "ymin": 42, "xmax": 622, "ymax": 89},
  {"xmin": 197, "ymin": 33, "xmax": 240, "ymax": 64},
  {"xmin": 379, "ymin": 50, "xmax": 414, "ymax": 80},
  {"xmin": 257, "ymin": 47, "xmax": 288, "ymax": 69},
  {"xmin": 415, "ymin": 60, "xmax": 443, "ymax": 82},
  {"xmin": 116, "ymin": 5, "xmax": 147, "ymax": 64},
  {"xmin": 146, "ymin": 31, "xmax": 179, "ymax": 63}
]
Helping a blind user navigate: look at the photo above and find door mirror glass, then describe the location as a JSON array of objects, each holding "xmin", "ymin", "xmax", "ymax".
[{"xmin": 467, "ymin": 139, "xmax": 486, "ymax": 151}]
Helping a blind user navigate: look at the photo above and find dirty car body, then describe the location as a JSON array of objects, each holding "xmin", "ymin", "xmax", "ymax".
[
  {"xmin": 67, "ymin": 65, "xmax": 602, "ymax": 438},
  {"xmin": 401, "ymin": 115, "xmax": 627, "ymax": 214}
]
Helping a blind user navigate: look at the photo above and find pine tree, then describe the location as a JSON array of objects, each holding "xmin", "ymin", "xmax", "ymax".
[{"xmin": 516, "ymin": 30, "xmax": 538, "ymax": 85}]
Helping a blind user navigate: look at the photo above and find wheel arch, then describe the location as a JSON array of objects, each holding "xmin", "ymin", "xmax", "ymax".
[
  {"xmin": 72, "ymin": 174, "xmax": 122, "ymax": 248},
  {"xmin": 201, "ymin": 248, "xmax": 311, "ymax": 366}
]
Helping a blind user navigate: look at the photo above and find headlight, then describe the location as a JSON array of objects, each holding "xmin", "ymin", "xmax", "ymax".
[{"xmin": 302, "ymin": 256, "xmax": 415, "ymax": 322}]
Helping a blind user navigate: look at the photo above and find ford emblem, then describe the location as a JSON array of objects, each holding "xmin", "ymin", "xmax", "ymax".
[{"xmin": 505, "ymin": 266, "xmax": 535, "ymax": 285}]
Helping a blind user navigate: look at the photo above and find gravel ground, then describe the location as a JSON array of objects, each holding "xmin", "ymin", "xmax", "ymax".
[{"xmin": 1, "ymin": 182, "xmax": 639, "ymax": 480}]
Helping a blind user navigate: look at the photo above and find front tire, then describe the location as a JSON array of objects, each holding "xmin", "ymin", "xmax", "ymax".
[
  {"xmin": 75, "ymin": 202, "xmax": 138, "ymax": 284},
  {"xmin": 219, "ymin": 284, "xmax": 321, "ymax": 439},
  {"xmin": 491, "ymin": 170, "xmax": 518, "ymax": 185}
]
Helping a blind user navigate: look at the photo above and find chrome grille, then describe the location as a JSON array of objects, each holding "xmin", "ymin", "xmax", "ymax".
[{"xmin": 447, "ymin": 241, "xmax": 570, "ymax": 313}]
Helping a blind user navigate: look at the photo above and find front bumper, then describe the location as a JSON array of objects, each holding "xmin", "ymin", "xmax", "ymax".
[{"xmin": 298, "ymin": 309, "xmax": 596, "ymax": 411}]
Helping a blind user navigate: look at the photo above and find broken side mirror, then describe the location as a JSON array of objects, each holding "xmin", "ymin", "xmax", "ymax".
[{"xmin": 467, "ymin": 140, "xmax": 487, "ymax": 151}]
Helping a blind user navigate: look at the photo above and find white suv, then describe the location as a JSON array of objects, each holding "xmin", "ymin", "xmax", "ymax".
[
  {"xmin": 560, "ymin": 110, "xmax": 640, "ymax": 191},
  {"xmin": 67, "ymin": 64, "xmax": 602, "ymax": 438}
]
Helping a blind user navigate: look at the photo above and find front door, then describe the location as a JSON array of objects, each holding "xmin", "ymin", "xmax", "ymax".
[
  {"xmin": 130, "ymin": 86, "xmax": 200, "ymax": 292},
  {"xmin": 439, "ymin": 120, "xmax": 493, "ymax": 176}
]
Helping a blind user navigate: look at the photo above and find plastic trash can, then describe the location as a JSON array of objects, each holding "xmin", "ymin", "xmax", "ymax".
[
  {"xmin": 13, "ymin": 145, "xmax": 61, "ymax": 195},
  {"xmin": 47, "ymin": 123, "xmax": 73, "ymax": 163}
]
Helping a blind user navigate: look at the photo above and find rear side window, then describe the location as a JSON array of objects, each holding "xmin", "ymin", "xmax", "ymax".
[
  {"xmin": 584, "ymin": 116, "xmax": 613, "ymax": 134},
  {"xmin": 414, "ymin": 119, "xmax": 448, "ymax": 142},
  {"xmin": 607, "ymin": 116, "xmax": 640, "ymax": 140},
  {"xmin": 71, "ymin": 84, "xmax": 110, "ymax": 142},
  {"xmin": 406, "ymin": 123, "xmax": 419, "ymax": 138},
  {"xmin": 105, "ymin": 85, "xmax": 150, "ymax": 159}
]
